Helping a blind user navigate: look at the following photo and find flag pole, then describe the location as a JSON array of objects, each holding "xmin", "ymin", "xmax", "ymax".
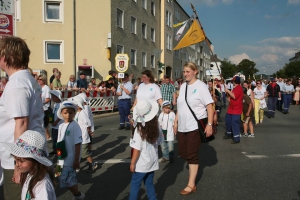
[{"xmin": 190, "ymin": 3, "xmax": 222, "ymax": 78}]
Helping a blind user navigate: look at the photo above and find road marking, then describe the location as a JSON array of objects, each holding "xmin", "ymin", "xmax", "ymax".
[
  {"xmin": 279, "ymin": 154, "xmax": 300, "ymax": 158},
  {"xmin": 246, "ymin": 155, "xmax": 269, "ymax": 159},
  {"xmin": 96, "ymin": 159, "xmax": 131, "ymax": 164}
]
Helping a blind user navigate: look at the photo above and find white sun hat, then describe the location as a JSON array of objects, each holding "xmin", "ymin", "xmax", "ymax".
[
  {"xmin": 161, "ymin": 100, "xmax": 171, "ymax": 109},
  {"xmin": 1, "ymin": 130, "xmax": 52, "ymax": 166},
  {"xmin": 50, "ymin": 90, "xmax": 62, "ymax": 101},
  {"xmin": 77, "ymin": 93, "xmax": 89, "ymax": 103},
  {"xmin": 57, "ymin": 101, "xmax": 78, "ymax": 120},
  {"xmin": 133, "ymin": 99, "xmax": 159, "ymax": 127},
  {"xmin": 68, "ymin": 96, "xmax": 84, "ymax": 109}
]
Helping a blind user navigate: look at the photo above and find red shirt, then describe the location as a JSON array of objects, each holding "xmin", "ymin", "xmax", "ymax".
[{"xmin": 227, "ymin": 84, "xmax": 243, "ymax": 115}]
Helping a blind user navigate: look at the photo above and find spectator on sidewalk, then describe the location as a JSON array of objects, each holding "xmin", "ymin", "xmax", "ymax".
[
  {"xmin": 52, "ymin": 71, "xmax": 62, "ymax": 90},
  {"xmin": 160, "ymin": 75, "xmax": 177, "ymax": 108},
  {"xmin": 76, "ymin": 72, "xmax": 88, "ymax": 90},
  {"xmin": 49, "ymin": 68, "xmax": 58, "ymax": 88},
  {"xmin": 67, "ymin": 75, "xmax": 77, "ymax": 90}
]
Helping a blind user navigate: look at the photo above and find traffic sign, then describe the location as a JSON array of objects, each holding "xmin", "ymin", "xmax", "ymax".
[
  {"xmin": 115, "ymin": 54, "xmax": 129, "ymax": 73},
  {"xmin": 0, "ymin": 13, "xmax": 13, "ymax": 38}
]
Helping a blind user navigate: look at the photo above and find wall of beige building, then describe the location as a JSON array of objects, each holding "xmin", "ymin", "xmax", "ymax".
[
  {"xmin": 76, "ymin": 0, "xmax": 111, "ymax": 82},
  {"xmin": 16, "ymin": 0, "xmax": 74, "ymax": 85},
  {"xmin": 111, "ymin": 0, "xmax": 161, "ymax": 81}
]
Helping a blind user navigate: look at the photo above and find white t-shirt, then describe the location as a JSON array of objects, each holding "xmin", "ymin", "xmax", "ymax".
[
  {"xmin": 57, "ymin": 121, "xmax": 82, "ymax": 167},
  {"xmin": 0, "ymin": 70, "xmax": 44, "ymax": 169},
  {"xmin": 84, "ymin": 105, "xmax": 94, "ymax": 132},
  {"xmin": 253, "ymin": 87, "xmax": 266, "ymax": 100},
  {"xmin": 42, "ymin": 85, "xmax": 51, "ymax": 111},
  {"xmin": 136, "ymin": 83, "xmax": 162, "ymax": 101},
  {"xmin": 177, "ymin": 80, "xmax": 214, "ymax": 132},
  {"xmin": 52, "ymin": 102, "xmax": 63, "ymax": 129},
  {"xmin": 283, "ymin": 84, "xmax": 295, "ymax": 93},
  {"xmin": 21, "ymin": 174, "xmax": 56, "ymax": 200},
  {"xmin": 67, "ymin": 81, "xmax": 77, "ymax": 88},
  {"xmin": 158, "ymin": 111, "xmax": 175, "ymax": 141},
  {"xmin": 75, "ymin": 111, "xmax": 91, "ymax": 144},
  {"xmin": 129, "ymin": 128, "xmax": 163, "ymax": 173},
  {"xmin": 220, "ymin": 84, "xmax": 225, "ymax": 92}
]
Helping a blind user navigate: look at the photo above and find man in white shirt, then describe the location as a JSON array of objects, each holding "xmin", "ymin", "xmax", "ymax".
[
  {"xmin": 0, "ymin": 37, "xmax": 44, "ymax": 200},
  {"xmin": 276, "ymin": 77, "xmax": 285, "ymax": 111}
]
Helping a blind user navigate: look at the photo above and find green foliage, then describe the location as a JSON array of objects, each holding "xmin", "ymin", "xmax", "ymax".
[
  {"xmin": 284, "ymin": 61, "xmax": 300, "ymax": 77},
  {"xmin": 236, "ymin": 59, "xmax": 259, "ymax": 78},
  {"xmin": 220, "ymin": 59, "xmax": 236, "ymax": 79}
]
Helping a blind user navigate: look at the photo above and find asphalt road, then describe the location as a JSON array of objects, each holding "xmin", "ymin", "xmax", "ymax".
[{"xmin": 1, "ymin": 107, "xmax": 300, "ymax": 200}]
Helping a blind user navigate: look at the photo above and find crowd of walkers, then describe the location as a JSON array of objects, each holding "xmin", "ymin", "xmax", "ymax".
[{"xmin": 1, "ymin": 36, "xmax": 300, "ymax": 200}]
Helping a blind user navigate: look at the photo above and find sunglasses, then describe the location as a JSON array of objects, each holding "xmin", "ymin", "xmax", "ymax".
[{"xmin": 38, "ymin": 79, "xmax": 43, "ymax": 81}]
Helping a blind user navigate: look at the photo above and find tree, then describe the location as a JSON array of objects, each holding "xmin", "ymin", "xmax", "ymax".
[
  {"xmin": 236, "ymin": 59, "xmax": 259, "ymax": 79},
  {"xmin": 220, "ymin": 59, "xmax": 236, "ymax": 79},
  {"xmin": 284, "ymin": 61, "xmax": 300, "ymax": 78}
]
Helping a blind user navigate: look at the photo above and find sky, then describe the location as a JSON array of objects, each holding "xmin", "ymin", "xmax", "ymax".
[{"xmin": 177, "ymin": 0, "xmax": 300, "ymax": 75}]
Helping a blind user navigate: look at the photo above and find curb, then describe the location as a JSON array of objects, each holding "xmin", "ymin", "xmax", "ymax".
[{"xmin": 93, "ymin": 110, "xmax": 119, "ymax": 119}]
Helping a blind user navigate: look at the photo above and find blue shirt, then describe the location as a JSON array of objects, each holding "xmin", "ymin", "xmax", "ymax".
[
  {"xmin": 76, "ymin": 78, "xmax": 88, "ymax": 89},
  {"xmin": 117, "ymin": 81, "xmax": 133, "ymax": 100}
]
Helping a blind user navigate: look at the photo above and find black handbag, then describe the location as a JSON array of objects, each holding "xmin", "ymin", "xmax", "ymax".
[{"xmin": 184, "ymin": 82, "xmax": 216, "ymax": 143}]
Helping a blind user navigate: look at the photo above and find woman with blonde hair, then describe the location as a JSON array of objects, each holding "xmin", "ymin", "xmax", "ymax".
[
  {"xmin": 67, "ymin": 75, "xmax": 77, "ymax": 90},
  {"xmin": 52, "ymin": 71, "xmax": 62, "ymax": 89},
  {"xmin": 253, "ymin": 80, "xmax": 267, "ymax": 125},
  {"xmin": 174, "ymin": 62, "xmax": 214, "ymax": 195}
]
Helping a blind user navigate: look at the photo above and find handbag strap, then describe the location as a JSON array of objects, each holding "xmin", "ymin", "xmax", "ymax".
[{"xmin": 184, "ymin": 82, "xmax": 198, "ymax": 122}]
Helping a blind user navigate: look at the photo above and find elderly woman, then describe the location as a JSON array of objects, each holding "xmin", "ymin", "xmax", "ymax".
[
  {"xmin": 0, "ymin": 76, "xmax": 8, "ymax": 90},
  {"xmin": 174, "ymin": 62, "xmax": 214, "ymax": 195},
  {"xmin": 52, "ymin": 71, "xmax": 62, "ymax": 89},
  {"xmin": 132, "ymin": 70, "xmax": 163, "ymax": 107},
  {"xmin": 37, "ymin": 74, "xmax": 52, "ymax": 140}
]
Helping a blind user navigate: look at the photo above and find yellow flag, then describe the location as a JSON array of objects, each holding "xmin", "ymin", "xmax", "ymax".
[{"xmin": 173, "ymin": 20, "xmax": 206, "ymax": 50}]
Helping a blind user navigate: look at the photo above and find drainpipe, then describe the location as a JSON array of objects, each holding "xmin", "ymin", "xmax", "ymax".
[{"xmin": 73, "ymin": 0, "xmax": 77, "ymax": 78}]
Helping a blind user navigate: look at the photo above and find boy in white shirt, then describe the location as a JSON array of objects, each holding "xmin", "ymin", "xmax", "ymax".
[
  {"xmin": 57, "ymin": 101, "xmax": 85, "ymax": 200},
  {"xmin": 49, "ymin": 90, "xmax": 63, "ymax": 156},
  {"xmin": 158, "ymin": 101, "xmax": 176, "ymax": 163},
  {"xmin": 70, "ymin": 96, "xmax": 98, "ymax": 173}
]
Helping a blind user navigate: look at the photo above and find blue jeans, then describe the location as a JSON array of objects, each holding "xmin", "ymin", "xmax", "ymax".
[
  {"xmin": 129, "ymin": 171, "xmax": 157, "ymax": 200},
  {"xmin": 161, "ymin": 140, "xmax": 174, "ymax": 159},
  {"xmin": 283, "ymin": 94, "xmax": 292, "ymax": 112},
  {"xmin": 277, "ymin": 93, "xmax": 284, "ymax": 110},
  {"xmin": 118, "ymin": 99, "xmax": 131, "ymax": 127},
  {"xmin": 222, "ymin": 92, "xmax": 226, "ymax": 105},
  {"xmin": 268, "ymin": 97, "xmax": 277, "ymax": 117},
  {"xmin": 225, "ymin": 113, "xmax": 241, "ymax": 141}
]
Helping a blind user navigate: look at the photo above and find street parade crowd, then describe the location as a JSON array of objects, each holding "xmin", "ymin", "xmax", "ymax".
[{"xmin": 0, "ymin": 36, "xmax": 300, "ymax": 200}]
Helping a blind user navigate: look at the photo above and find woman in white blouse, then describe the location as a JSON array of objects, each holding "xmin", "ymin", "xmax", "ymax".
[
  {"xmin": 174, "ymin": 62, "xmax": 214, "ymax": 195},
  {"xmin": 253, "ymin": 80, "xmax": 267, "ymax": 125}
]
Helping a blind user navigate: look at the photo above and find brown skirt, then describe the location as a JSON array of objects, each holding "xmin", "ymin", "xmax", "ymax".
[{"xmin": 177, "ymin": 129, "xmax": 201, "ymax": 164}]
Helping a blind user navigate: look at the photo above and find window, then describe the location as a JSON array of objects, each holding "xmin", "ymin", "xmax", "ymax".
[
  {"xmin": 150, "ymin": 28, "xmax": 155, "ymax": 42},
  {"xmin": 166, "ymin": 10, "xmax": 172, "ymax": 27},
  {"xmin": 175, "ymin": 8, "xmax": 180, "ymax": 20},
  {"xmin": 200, "ymin": 58, "xmax": 203, "ymax": 66},
  {"xmin": 116, "ymin": 45, "xmax": 124, "ymax": 54},
  {"xmin": 151, "ymin": 55, "xmax": 155, "ymax": 68},
  {"xmin": 44, "ymin": 41, "xmax": 64, "ymax": 63},
  {"xmin": 175, "ymin": 50, "xmax": 180, "ymax": 59},
  {"xmin": 142, "ymin": 23, "xmax": 147, "ymax": 38},
  {"xmin": 142, "ymin": 52, "xmax": 147, "ymax": 67},
  {"xmin": 131, "ymin": 49, "xmax": 136, "ymax": 65},
  {"xmin": 166, "ymin": 34, "xmax": 172, "ymax": 50},
  {"xmin": 142, "ymin": 0, "xmax": 147, "ymax": 9},
  {"xmin": 200, "ymin": 46, "xmax": 203, "ymax": 54},
  {"xmin": 131, "ymin": 17, "xmax": 137, "ymax": 34},
  {"xmin": 44, "ymin": 1, "xmax": 63, "ymax": 22},
  {"xmin": 117, "ymin": 8, "xmax": 124, "ymax": 28},
  {"xmin": 151, "ymin": 1, "xmax": 155, "ymax": 15}
]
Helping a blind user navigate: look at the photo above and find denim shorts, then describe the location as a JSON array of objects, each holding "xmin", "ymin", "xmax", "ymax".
[{"xmin": 60, "ymin": 166, "xmax": 77, "ymax": 188}]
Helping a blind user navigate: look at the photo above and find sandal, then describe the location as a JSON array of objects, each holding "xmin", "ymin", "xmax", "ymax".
[{"xmin": 180, "ymin": 185, "xmax": 197, "ymax": 195}]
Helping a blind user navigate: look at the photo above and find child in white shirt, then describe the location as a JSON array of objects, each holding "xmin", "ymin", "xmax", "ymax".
[
  {"xmin": 129, "ymin": 99, "xmax": 163, "ymax": 200},
  {"xmin": 70, "ymin": 96, "xmax": 98, "ymax": 173},
  {"xmin": 158, "ymin": 101, "xmax": 176, "ymax": 163},
  {"xmin": 2, "ymin": 130, "xmax": 56, "ymax": 200}
]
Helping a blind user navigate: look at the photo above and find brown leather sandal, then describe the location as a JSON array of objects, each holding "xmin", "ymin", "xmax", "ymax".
[{"xmin": 180, "ymin": 185, "xmax": 197, "ymax": 195}]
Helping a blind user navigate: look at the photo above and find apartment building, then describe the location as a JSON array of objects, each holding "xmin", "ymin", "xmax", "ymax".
[{"xmin": 2, "ymin": 0, "xmax": 210, "ymax": 83}]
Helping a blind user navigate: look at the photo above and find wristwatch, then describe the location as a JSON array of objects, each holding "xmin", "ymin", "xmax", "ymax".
[{"xmin": 207, "ymin": 123, "xmax": 212, "ymax": 126}]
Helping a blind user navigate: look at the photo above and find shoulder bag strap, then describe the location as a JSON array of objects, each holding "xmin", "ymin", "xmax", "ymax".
[{"xmin": 184, "ymin": 82, "xmax": 198, "ymax": 122}]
